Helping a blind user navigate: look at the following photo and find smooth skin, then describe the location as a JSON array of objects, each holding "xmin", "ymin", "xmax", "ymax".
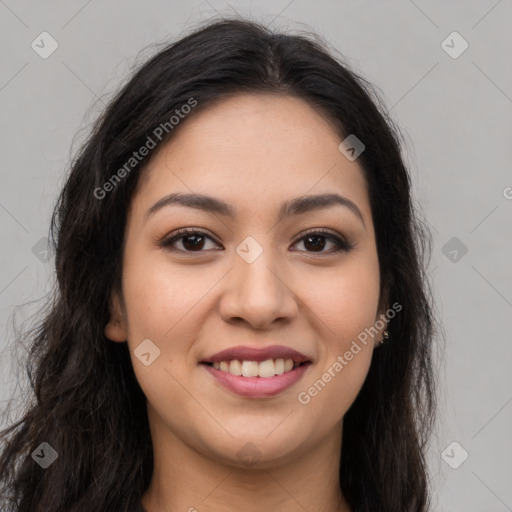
[{"xmin": 105, "ymin": 93, "xmax": 388, "ymax": 512}]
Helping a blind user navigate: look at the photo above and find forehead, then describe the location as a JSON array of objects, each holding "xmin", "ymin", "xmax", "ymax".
[{"xmin": 132, "ymin": 93, "xmax": 372, "ymax": 226}]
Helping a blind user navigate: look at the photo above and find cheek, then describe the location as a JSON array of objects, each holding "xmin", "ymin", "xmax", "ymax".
[
  {"xmin": 295, "ymin": 257, "xmax": 379, "ymax": 410},
  {"xmin": 122, "ymin": 255, "xmax": 205, "ymax": 339},
  {"xmin": 120, "ymin": 259, "xmax": 201, "ymax": 411},
  {"xmin": 305, "ymin": 255, "xmax": 381, "ymax": 342},
  {"xmin": 120, "ymin": 253, "xmax": 223, "ymax": 391}
]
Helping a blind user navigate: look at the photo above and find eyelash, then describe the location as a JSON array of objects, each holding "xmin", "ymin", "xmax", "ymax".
[{"xmin": 158, "ymin": 228, "xmax": 354, "ymax": 255}]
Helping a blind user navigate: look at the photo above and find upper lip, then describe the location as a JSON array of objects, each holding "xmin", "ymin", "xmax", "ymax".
[{"xmin": 201, "ymin": 345, "xmax": 312, "ymax": 364}]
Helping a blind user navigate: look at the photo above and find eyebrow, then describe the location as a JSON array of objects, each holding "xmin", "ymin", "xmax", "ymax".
[{"xmin": 144, "ymin": 192, "xmax": 366, "ymax": 227}]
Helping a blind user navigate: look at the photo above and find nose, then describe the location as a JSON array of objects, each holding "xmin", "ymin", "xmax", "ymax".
[{"xmin": 218, "ymin": 249, "xmax": 298, "ymax": 330}]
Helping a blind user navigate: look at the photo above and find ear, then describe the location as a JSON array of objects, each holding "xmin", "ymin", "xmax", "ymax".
[
  {"xmin": 373, "ymin": 291, "xmax": 390, "ymax": 345},
  {"xmin": 374, "ymin": 306, "xmax": 389, "ymax": 341},
  {"xmin": 104, "ymin": 289, "xmax": 128, "ymax": 342}
]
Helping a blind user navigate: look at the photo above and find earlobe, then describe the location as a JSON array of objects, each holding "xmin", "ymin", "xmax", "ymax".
[
  {"xmin": 374, "ymin": 301, "xmax": 389, "ymax": 347},
  {"xmin": 104, "ymin": 291, "xmax": 128, "ymax": 342}
]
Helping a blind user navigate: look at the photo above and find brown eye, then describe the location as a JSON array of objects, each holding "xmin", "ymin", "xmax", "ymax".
[
  {"xmin": 292, "ymin": 230, "xmax": 353, "ymax": 254},
  {"xmin": 159, "ymin": 228, "xmax": 353, "ymax": 255},
  {"xmin": 159, "ymin": 229, "xmax": 221, "ymax": 252}
]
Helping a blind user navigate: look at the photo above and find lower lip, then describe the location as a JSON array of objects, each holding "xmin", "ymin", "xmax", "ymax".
[{"xmin": 201, "ymin": 362, "xmax": 311, "ymax": 398}]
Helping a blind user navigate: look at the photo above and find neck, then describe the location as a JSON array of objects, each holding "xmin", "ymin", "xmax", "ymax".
[{"xmin": 141, "ymin": 406, "xmax": 351, "ymax": 512}]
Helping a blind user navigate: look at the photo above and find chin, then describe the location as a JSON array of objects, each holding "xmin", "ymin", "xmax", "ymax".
[{"xmin": 202, "ymin": 431, "xmax": 309, "ymax": 469}]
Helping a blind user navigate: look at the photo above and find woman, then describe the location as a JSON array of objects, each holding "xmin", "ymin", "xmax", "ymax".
[{"xmin": 0, "ymin": 17, "xmax": 439, "ymax": 512}]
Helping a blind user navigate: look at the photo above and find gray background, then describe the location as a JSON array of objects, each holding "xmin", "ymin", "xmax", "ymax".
[{"xmin": 1, "ymin": 1, "xmax": 511, "ymax": 510}]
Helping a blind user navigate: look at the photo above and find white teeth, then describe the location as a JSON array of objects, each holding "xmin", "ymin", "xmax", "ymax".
[
  {"xmin": 210, "ymin": 358, "xmax": 301, "ymax": 378},
  {"xmin": 258, "ymin": 359, "xmax": 275, "ymax": 378},
  {"xmin": 241, "ymin": 361, "xmax": 259, "ymax": 377},
  {"xmin": 229, "ymin": 359, "xmax": 242, "ymax": 375}
]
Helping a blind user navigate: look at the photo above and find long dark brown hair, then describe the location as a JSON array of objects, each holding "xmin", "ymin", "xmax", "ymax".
[{"xmin": 0, "ymin": 16, "xmax": 440, "ymax": 512}]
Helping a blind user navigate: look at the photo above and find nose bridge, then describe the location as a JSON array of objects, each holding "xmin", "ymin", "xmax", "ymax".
[
  {"xmin": 234, "ymin": 237, "xmax": 284, "ymax": 301},
  {"xmin": 219, "ymin": 235, "xmax": 297, "ymax": 327}
]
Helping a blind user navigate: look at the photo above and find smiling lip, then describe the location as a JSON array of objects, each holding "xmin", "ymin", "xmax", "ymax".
[
  {"xmin": 201, "ymin": 345, "xmax": 311, "ymax": 364},
  {"xmin": 202, "ymin": 362, "xmax": 311, "ymax": 398},
  {"xmin": 200, "ymin": 344, "xmax": 312, "ymax": 398}
]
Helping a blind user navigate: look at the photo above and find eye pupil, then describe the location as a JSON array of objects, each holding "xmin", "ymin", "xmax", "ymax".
[
  {"xmin": 163, "ymin": 230, "xmax": 349, "ymax": 255},
  {"xmin": 183, "ymin": 234, "xmax": 205, "ymax": 251},
  {"xmin": 304, "ymin": 235, "xmax": 326, "ymax": 252}
]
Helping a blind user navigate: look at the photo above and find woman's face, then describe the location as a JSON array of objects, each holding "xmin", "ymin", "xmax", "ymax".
[{"xmin": 105, "ymin": 93, "xmax": 386, "ymax": 468}]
